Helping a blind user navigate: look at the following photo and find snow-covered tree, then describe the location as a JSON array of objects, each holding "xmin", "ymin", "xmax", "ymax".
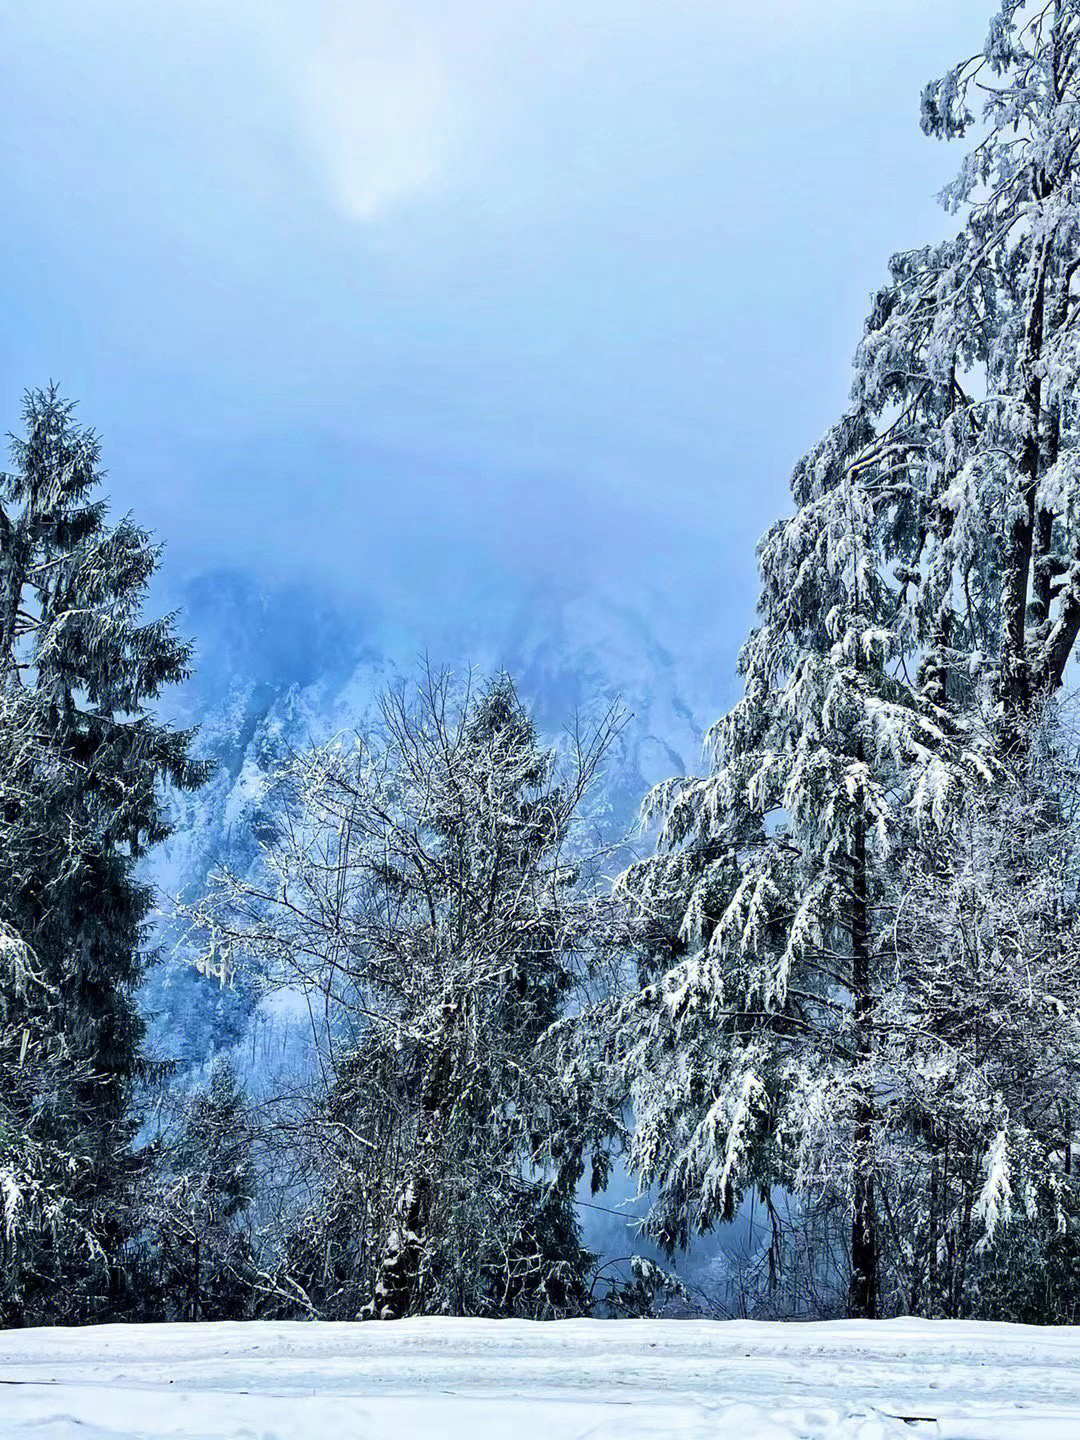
[
  {"xmin": 612, "ymin": 1, "xmax": 1080, "ymax": 1319},
  {"xmin": 0, "ymin": 388, "xmax": 207, "ymax": 1321},
  {"xmin": 139, "ymin": 1057, "xmax": 256, "ymax": 1321},
  {"xmin": 0, "ymin": 800, "xmax": 102, "ymax": 1326},
  {"xmin": 860, "ymin": 0, "xmax": 1080, "ymax": 713},
  {"xmin": 610, "ymin": 411, "xmax": 989, "ymax": 1317},
  {"xmin": 881, "ymin": 708, "xmax": 1080, "ymax": 1320},
  {"xmin": 197, "ymin": 670, "xmax": 625, "ymax": 1319}
]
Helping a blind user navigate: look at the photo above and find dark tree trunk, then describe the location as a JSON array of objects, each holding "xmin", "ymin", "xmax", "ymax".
[
  {"xmin": 371, "ymin": 1172, "xmax": 431, "ymax": 1320},
  {"xmin": 1001, "ymin": 238, "xmax": 1049, "ymax": 709},
  {"xmin": 848, "ymin": 805, "xmax": 878, "ymax": 1320},
  {"xmin": 926, "ymin": 1128, "xmax": 939, "ymax": 1318},
  {"xmin": 370, "ymin": 1036, "xmax": 453, "ymax": 1320},
  {"xmin": 1064, "ymin": 1102, "xmax": 1072, "ymax": 1179}
]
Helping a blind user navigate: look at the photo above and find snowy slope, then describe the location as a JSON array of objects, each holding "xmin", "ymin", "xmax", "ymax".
[
  {"xmin": 141, "ymin": 576, "xmax": 717, "ymax": 1067},
  {"xmin": 2, "ymin": 1317, "xmax": 1079, "ymax": 1439},
  {"xmin": 135, "ymin": 575, "xmax": 727, "ymax": 1279}
]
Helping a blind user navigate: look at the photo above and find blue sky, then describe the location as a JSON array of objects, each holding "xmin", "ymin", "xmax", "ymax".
[{"xmin": 1, "ymin": 1, "xmax": 986, "ymax": 658}]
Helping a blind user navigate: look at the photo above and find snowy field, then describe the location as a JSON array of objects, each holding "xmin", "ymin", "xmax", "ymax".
[{"xmin": 1, "ymin": 1317, "xmax": 1078, "ymax": 1440}]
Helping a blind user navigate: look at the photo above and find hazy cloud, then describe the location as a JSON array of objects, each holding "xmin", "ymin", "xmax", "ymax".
[
  {"xmin": 277, "ymin": 5, "xmax": 455, "ymax": 220},
  {"xmin": 0, "ymin": 0, "xmax": 990, "ymax": 652}
]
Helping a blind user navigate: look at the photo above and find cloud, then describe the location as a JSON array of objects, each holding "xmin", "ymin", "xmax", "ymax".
[
  {"xmin": 290, "ymin": 5, "xmax": 454, "ymax": 221},
  {"xmin": 256, "ymin": 0, "xmax": 961, "ymax": 227},
  {"xmin": 251, "ymin": 1, "xmax": 729, "ymax": 227},
  {"xmin": 5, "ymin": 0, "xmax": 459, "ymax": 225}
]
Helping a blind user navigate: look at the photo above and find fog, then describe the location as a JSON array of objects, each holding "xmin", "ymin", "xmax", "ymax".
[{"xmin": 2, "ymin": 0, "xmax": 980, "ymax": 657}]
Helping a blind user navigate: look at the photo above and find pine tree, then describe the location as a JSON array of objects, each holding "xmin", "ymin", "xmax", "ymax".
[
  {"xmin": 612, "ymin": 0, "xmax": 1080, "ymax": 1319},
  {"xmin": 0, "ymin": 388, "xmax": 207, "ymax": 1320}
]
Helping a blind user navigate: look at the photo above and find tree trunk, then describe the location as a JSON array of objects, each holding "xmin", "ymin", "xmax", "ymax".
[
  {"xmin": 849, "ymin": 1144, "xmax": 877, "ymax": 1318},
  {"xmin": 927, "ymin": 1127, "xmax": 939, "ymax": 1319},
  {"xmin": 848, "ymin": 804, "xmax": 878, "ymax": 1319},
  {"xmin": 371, "ymin": 1173, "xmax": 430, "ymax": 1320},
  {"xmin": 1065, "ymin": 1103, "xmax": 1073, "ymax": 1179},
  {"xmin": 370, "ymin": 1036, "xmax": 453, "ymax": 1320},
  {"xmin": 1001, "ymin": 237, "xmax": 1050, "ymax": 709},
  {"xmin": 952, "ymin": 1160, "xmax": 977, "ymax": 1318}
]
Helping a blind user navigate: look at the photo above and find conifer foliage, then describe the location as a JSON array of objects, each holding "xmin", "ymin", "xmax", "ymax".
[
  {"xmin": 612, "ymin": 0, "xmax": 1080, "ymax": 1320},
  {"xmin": 885, "ymin": 720, "xmax": 1080, "ymax": 1321},
  {"xmin": 142, "ymin": 1057, "xmax": 256, "ymax": 1321},
  {"xmin": 0, "ymin": 388, "xmax": 207, "ymax": 1322}
]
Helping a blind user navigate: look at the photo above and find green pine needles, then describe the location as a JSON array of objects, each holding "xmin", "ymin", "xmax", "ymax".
[{"xmin": 0, "ymin": 387, "xmax": 208, "ymax": 1323}]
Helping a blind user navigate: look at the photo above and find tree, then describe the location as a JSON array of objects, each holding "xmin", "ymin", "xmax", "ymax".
[
  {"xmin": 607, "ymin": 414, "xmax": 986, "ymax": 1318},
  {"xmin": 142, "ymin": 1057, "xmax": 256, "ymax": 1321},
  {"xmin": 881, "ymin": 708, "xmax": 1080, "ymax": 1321},
  {"xmin": 197, "ymin": 669, "xmax": 624, "ymax": 1319},
  {"xmin": 861, "ymin": 0, "xmax": 1080, "ymax": 715},
  {"xmin": 611, "ymin": 0, "xmax": 1080, "ymax": 1320},
  {"xmin": 0, "ymin": 387, "xmax": 207, "ymax": 1321},
  {"xmin": 0, "ymin": 832, "xmax": 102, "ymax": 1326}
]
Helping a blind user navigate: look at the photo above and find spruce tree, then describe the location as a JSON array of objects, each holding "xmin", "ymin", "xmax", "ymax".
[
  {"xmin": 612, "ymin": 0, "xmax": 1080, "ymax": 1319},
  {"xmin": 146, "ymin": 1057, "xmax": 255, "ymax": 1321},
  {"xmin": 0, "ymin": 387, "xmax": 207, "ymax": 1320}
]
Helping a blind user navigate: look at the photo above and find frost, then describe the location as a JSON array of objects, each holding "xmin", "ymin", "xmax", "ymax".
[
  {"xmin": 974, "ymin": 1128, "xmax": 1013, "ymax": 1253},
  {"xmin": 0, "ymin": 1170, "xmax": 22, "ymax": 1242}
]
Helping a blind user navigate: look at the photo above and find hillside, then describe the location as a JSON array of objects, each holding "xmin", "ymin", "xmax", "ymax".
[{"xmin": 142, "ymin": 572, "xmax": 719, "ymax": 1066}]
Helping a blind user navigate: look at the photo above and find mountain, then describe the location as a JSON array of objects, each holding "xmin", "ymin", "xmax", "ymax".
[
  {"xmin": 141, "ymin": 569, "xmax": 718, "ymax": 1063},
  {"xmin": 138, "ymin": 568, "xmax": 749, "ymax": 1293}
]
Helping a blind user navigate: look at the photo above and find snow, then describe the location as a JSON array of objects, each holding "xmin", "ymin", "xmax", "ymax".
[{"xmin": 2, "ymin": 1318, "xmax": 1078, "ymax": 1440}]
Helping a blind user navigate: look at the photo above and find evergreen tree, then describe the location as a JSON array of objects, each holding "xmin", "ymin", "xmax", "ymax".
[
  {"xmin": 884, "ymin": 714, "xmax": 1080, "ymax": 1321},
  {"xmin": 860, "ymin": 0, "xmax": 1080, "ymax": 714},
  {"xmin": 0, "ymin": 388, "xmax": 207, "ymax": 1321},
  {"xmin": 611, "ymin": 0, "xmax": 1080, "ymax": 1319},
  {"xmin": 143, "ymin": 1057, "xmax": 255, "ymax": 1320},
  {"xmin": 199, "ymin": 670, "xmax": 624, "ymax": 1319},
  {"xmin": 610, "ymin": 414, "xmax": 986, "ymax": 1318}
]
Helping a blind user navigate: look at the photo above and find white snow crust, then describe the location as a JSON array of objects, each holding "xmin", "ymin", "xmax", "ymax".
[{"xmin": 2, "ymin": 1317, "xmax": 1078, "ymax": 1439}]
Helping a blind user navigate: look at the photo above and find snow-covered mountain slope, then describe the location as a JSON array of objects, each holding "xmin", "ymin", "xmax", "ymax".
[
  {"xmin": 137, "ymin": 570, "xmax": 733, "ymax": 1281},
  {"xmin": 141, "ymin": 573, "xmax": 719, "ymax": 1067},
  {"xmin": 4, "ymin": 1316, "xmax": 1079, "ymax": 1439},
  {"xmin": 156, "ymin": 577, "xmax": 718, "ymax": 906}
]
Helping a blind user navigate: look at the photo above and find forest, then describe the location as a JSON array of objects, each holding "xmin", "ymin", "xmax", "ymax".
[{"xmin": 3, "ymin": 0, "xmax": 1080, "ymax": 1331}]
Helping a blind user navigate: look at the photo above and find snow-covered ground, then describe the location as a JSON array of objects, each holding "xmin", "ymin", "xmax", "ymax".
[{"xmin": 2, "ymin": 1317, "xmax": 1078, "ymax": 1440}]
